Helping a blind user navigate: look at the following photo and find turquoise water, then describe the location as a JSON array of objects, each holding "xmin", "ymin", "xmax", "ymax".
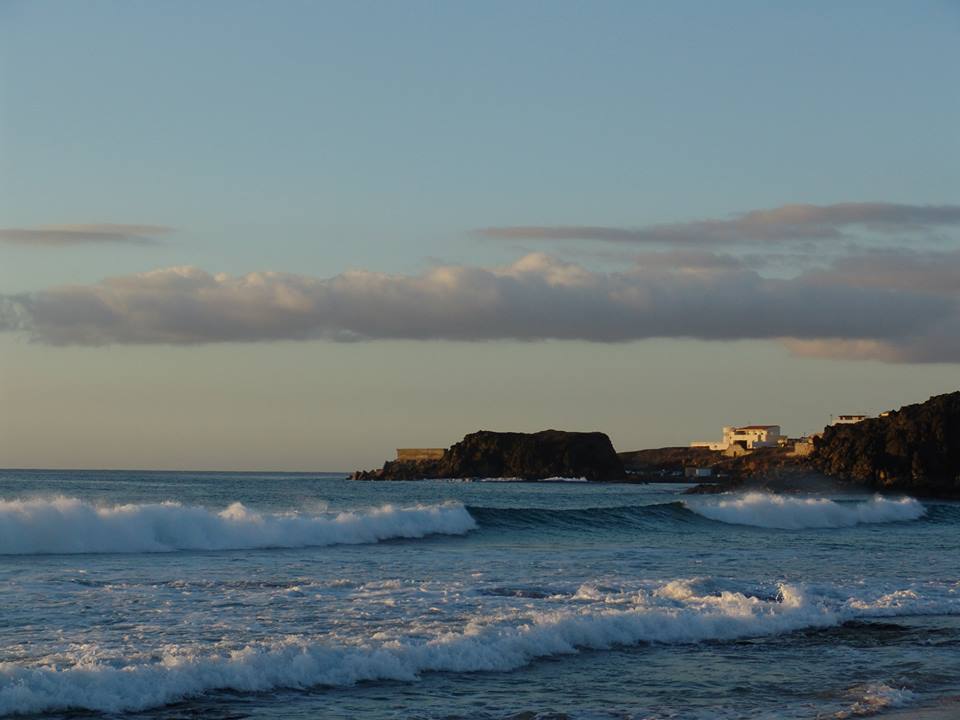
[{"xmin": 1, "ymin": 470, "xmax": 959, "ymax": 719}]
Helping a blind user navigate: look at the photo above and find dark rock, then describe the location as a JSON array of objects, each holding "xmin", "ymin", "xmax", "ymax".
[
  {"xmin": 683, "ymin": 460, "xmax": 842, "ymax": 495},
  {"xmin": 352, "ymin": 429, "xmax": 626, "ymax": 482},
  {"xmin": 809, "ymin": 391, "xmax": 960, "ymax": 497},
  {"xmin": 685, "ymin": 391, "xmax": 960, "ymax": 498}
]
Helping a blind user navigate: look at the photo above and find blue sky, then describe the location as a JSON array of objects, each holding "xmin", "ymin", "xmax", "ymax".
[{"xmin": 1, "ymin": 1, "xmax": 958, "ymax": 469}]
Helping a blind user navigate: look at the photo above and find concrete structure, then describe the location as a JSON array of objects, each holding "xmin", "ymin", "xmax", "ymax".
[
  {"xmin": 692, "ymin": 425, "xmax": 783, "ymax": 452},
  {"xmin": 396, "ymin": 448, "xmax": 445, "ymax": 461},
  {"xmin": 790, "ymin": 439, "xmax": 815, "ymax": 457},
  {"xmin": 684, "ymin": 466, "xmax": 714, "ymax": 478},
  {"xmin": 832, "ymin": 414, "xmax": 869, "ymax": 425},
  {"xmin": 723, "ymin": 443, "xmax": 753, "ymax": 458}
]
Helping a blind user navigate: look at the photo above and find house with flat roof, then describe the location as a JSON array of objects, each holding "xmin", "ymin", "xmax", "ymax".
[
  {"xmin": 691, "ymin": 424, "xmax": 782, "ymax": 452},
  {"xmin": 831, "ymin": 414, "xmax": 869, "ymax": 425}
]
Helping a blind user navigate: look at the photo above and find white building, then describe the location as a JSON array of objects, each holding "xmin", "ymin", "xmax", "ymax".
[
  {"xmin": 692, "ymin": 424, "xmax": 783, "ymax": 452},
  {"xmin": 832, "ymin": 414, "xmax": 869, "ymax": 425}
]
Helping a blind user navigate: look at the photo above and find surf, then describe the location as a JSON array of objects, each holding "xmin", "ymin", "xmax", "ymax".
[
  {"xmin": 2, "ymin": 578, "xmax": 955, "ymax": 717},
  {"xmin": 467, "ymin": 494, "xmax": 928, "ymax": 532},
  {"xmin": 0, "ymin": 497, "xmax": 476, "ymax": 555},
  {"xmin": 682, "ymin": 493, "xmax": 925, "ymax": 529}
]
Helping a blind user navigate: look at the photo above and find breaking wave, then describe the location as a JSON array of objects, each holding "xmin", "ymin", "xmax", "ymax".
[
  {"xmin": 468, "ymin": 494, "xmax": 931, "ymax": 532},
  {"xmin": 0, "ymin": 579, "xmax": 952, "ymax": 717},
  {"xmin": 0, "ymin": 497, "xmax": 476, "ymax": 555},
  {"xmin": 466, "ymin": 502, "xmax": 692, "ymax": 531},
  {"xmin": 0, "ymin": 493, "xmax": 934, "ymax": 556},
  {"xmin": 683, "ymin": 493, "xmax": 925, "ymax": 529}
]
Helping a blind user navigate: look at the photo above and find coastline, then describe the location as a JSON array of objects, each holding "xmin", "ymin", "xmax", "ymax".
[{"xmin": 353, "ymin": 392, "xmax": 960, "ymax": 499}]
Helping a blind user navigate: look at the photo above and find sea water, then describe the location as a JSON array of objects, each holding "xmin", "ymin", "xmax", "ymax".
[{"xmin": 1, "ymin": 470, "xmax": 958, "ymax": 719}]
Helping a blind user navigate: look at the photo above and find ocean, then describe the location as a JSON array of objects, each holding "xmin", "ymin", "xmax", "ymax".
[{"xmin": 1, "ymin": 470, "xmax": 958, "ymax": 719}]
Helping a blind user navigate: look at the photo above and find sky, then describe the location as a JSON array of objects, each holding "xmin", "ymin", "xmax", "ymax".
[{"xmin": 1, "ymin": 1, "xmax": 958, "ymax": 471}]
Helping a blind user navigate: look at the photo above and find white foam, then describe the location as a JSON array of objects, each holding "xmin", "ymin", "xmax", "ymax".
[
  {"xmin": 684, "ymin": 493, "xmax": 925, "ymax": 529},
  {"xmin": 0, "ymin": 497, "xmax": 476, "ymax": 555},
  {"xmin": 4, "ymin": 577, "xmax": 949, "ymax": 717},
  {"xmin": 834, "ymin": 683, "xmax": 916, "ymax": 718}
]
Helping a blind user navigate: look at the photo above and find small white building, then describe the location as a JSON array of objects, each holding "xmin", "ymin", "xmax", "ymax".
[
  {"xmin": 832, "ymin": 414, "xmax": 869, "ymax": 425},
  {"xmin": 692, "ymin": 424, "xmax": 783, "ymax": 452}
]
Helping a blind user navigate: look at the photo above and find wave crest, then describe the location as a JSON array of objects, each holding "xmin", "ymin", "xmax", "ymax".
[
  {"xmin": 683, "ymin": 493, "xmax": 925, "ymax": 529},
  {"xmin": 0, "ymin": 497, "xmax": 476, "ymax": 555},
  {"xmin": 2, "ymin": 578, "xmax": 953, "ymax": 716}
]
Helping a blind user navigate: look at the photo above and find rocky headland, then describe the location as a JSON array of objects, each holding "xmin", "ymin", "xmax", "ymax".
[
  {"xmin": 352, "ymin": 429, "xmax": 626, "ymax": 482},
  {"xmin": 809, "ymin": 391, "xmax": 960, "ymax": 496},
  {"xmin": 351, "ymin": 392, "xmax": 959, "ymax": 497},
  {"xmin": 688, "ymin": 391, "xmax": 960, "ymax": 498}
]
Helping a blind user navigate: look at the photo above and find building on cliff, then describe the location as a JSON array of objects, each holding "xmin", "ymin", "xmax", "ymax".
[
  {"xmin": 790, "ymin": 438, "xmax": 816, "ymax": 457},
  {"xmin": 831, "ymin": 414, "xmax": 869, "ymax": 425},
  {"xmin": 691, "ymin": 424, "xmax": 783, "ymax": 452}
]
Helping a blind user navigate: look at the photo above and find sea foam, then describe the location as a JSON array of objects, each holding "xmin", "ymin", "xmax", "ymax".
[
  {"xmin": 0, "ymin": 497, "xmax": 476, "ymax": 555},
  {"xmin": 0, "ymin": 579, "xmax": 948, "ymax": 717},
  {"xmin": 683, "ymin": 493, "xmax": 925, "ymax": 529},
  {"xmin": 832, "ymin": 682, "xmax": 916, "ymax": 719}
]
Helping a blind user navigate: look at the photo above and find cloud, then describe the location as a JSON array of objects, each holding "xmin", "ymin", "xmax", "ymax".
[
  {"xmin": 0, "ymin": 224, "xmax": 174, "ymax": 246},
  {"xmin": 478, "ymin": 203, "xmax": 960, "ymax": 245},
  {"xmin": 779, "ymin": 248, "xmax": 960, "ymax": 362},
  {"xmin": 802, "ymin": 248, "xmax": 960, "ymax": 293},
  {"xmin": 632, "ymin": 250, "xmax": 747, "ymax": 271},
  {"xmin": 2, "ymin": 252, "xmax": 958, "ymax": 362}
]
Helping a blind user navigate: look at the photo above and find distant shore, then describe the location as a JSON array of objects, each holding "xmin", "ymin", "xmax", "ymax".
[{"xmin": 352, "ymin": 391, "xmax": 960, "ymax": 498}]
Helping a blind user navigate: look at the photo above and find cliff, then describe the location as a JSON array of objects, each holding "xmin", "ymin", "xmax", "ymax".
[
  {"xmin": 809, "ymin": 391, "xmax": 960, "ymax": 497},
  {"xmin": 688, "ymin": 391, "xmax": 960, "ymax": 498},
  {"xmin": 352, "ymin": 429, "xmax": 626, "ymax": 482}
]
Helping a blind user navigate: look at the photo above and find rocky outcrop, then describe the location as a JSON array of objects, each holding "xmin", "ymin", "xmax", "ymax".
[
  {"xmin": 352, "ymin": 429, "xmax": 626, "ymax": 482},
  {"xmin": 684, "ymin": 449, "xmax": 841, "ymax": 495},
  {"xmin": 809, "ymin": 391, "xmax": 960, "ymax": 497},
  {"xmin": 687, "ymin": 391, "xmax": 960, "ymax": 498}
]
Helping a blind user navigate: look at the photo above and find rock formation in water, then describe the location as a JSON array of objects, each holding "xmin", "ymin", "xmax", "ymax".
[
  {"xmin": 352, "ymin": 429, "xmax": 626, "ymax": 482},
  {"xmin": 686, "ymin": 391, "xmax": 960, "ymax": 498},
  {"xmin": 809, "ymin": 391, "xmax": 960, "ymax": 497}
]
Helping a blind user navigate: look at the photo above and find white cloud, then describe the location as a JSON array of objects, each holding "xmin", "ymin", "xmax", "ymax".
[
  {"xmin": 0, "ymin": 224, "xmax": 173, "ymax": 246},
  {"xmin": 479, "ymin": 202, "xmax": 960, "ymax": 245},
  {"xmin": 3, "ymin": 252, "xmax": 957, "ymax": 362}
]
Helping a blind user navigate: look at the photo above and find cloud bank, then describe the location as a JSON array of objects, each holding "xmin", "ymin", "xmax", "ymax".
[
  {"xmin": 0, "ymin": 224, "xmax": 173, "ymax": 246},
  {"xmin": 2, "ymin": 251, "xmax": 958, "ymax": 362},
  {"xmin": 479, "ymin": 203, "xmax": 960, "ymax": 245}
]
